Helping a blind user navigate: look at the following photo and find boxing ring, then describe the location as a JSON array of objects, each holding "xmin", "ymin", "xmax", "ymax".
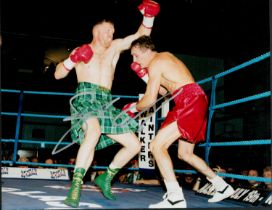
[{"xmin": 1, "ymin": 51, "xmax": 271, "ymax": 209}]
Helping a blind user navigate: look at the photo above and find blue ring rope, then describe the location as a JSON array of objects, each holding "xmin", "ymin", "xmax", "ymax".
[
  {"xmin": 213, "ymin": 91, "xmax": 271, "ymax": 110},
  {"xmin": 5, "ymin": 89, "xmax": 269, "ymax": 122}
]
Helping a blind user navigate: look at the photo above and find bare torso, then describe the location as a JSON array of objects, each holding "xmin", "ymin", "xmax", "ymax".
[
  {"xmin": 55, "ymin": 20, "xmax": 151, "ymax": 89},
  {"xmin": 75, "ymin": 41, "xmax": 120, "ymax": 90},
  {"xmin": 152, "ymin": 52, "xmax": 195, "ymax": 93}
]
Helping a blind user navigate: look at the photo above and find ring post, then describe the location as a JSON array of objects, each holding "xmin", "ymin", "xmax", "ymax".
[
  {"xmin": 13, "ymin": 90, "xmax": 24, "ymax": 164},
  {"xmin": 204, "ymin": 76, "xmax": 217, "ymax": 164}
]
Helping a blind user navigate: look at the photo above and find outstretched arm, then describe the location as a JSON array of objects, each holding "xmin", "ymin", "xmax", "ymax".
[{"xmin": 115, "ymin": 0, "xmax": 160, "ymax": 52}]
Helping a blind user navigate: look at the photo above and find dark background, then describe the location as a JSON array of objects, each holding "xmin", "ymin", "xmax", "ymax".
[{"xmin": 1, "ymin": 0, "xmax": 270, "ymax": 93}]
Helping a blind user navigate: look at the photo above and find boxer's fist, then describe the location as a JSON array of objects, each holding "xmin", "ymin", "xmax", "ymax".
[
  {"xmin": 70, "ymin": 44, "xmax": 93, "ymax": 64},
  {"xmin": 122, "ymin": 102, "xmax": 138, "ymax": 118},
  {"xmin": 131, "ymin": 62, "xmax": 147, "ymax": 78},
  {"xmin": 131, "ymin": 62, "xmax": 149, "ymax": 83},
  {"xmin": 138, "ymin": 0, "xmax": 160, "ymax": 28},
  {"xmin": 138, "ymin": 0, "xmax": 160, "ymax": 17},
  {"xmin": 144, "ymin": 0, "xmax": 160, "ymax": 17},
  {"xmin": 138, "ymin": 0, "xmax": 149, "ymax": 14},
  {"xmin": 63, "ymin": 44, "xmax": 93, "ymax": 70}
]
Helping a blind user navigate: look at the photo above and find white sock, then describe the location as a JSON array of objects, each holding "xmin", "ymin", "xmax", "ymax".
[
  {"xmin": 207, "ymin": 175, "xmax": 228, "ymax": 191},
  {"xmin": 164, "ymin": 181, "xmax": 183, "ymax": 194},
  {"xmin": 109, "ymin": 163, "xmax": 119, "ymax": 170}
]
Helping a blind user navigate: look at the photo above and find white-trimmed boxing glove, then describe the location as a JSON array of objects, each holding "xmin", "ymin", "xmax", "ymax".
[
  {"xmin": 131, "ymin": 62, "xmax": 149, "ymax": 83},
  {"xmin": 122, "ymin": 102, "xmax": 138, "ymax": 118},
  {"xmin": 63, "ymin": 44, "xmax": 93, "ymax": 71},
  {"xmin": 138, "ymin": 0, "xmax": 160, "ymax": 28}
]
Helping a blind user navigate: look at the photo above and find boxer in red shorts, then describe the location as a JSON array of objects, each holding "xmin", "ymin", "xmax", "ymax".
[
  {"xmin": 123, "ymin": 35, "xmax": 234, "ymax": 208},
  {"xmin": 160, "ymin": 83, "xmax": 208, "ymax": 144}
]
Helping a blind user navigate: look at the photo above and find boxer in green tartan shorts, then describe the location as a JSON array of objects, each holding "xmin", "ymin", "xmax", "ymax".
[
  {"xmin": 54, "ymin": 1, "xmax": 160, "ymax": 207},
  {"xmin": 70, "ymin": 82, "xmax": 138, "ymax": 150}
]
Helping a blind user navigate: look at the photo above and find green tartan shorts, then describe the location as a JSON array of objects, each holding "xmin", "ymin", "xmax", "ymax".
[{"xmin": 70, "ymin": 82, "xmax": 138, "ymax": 150}]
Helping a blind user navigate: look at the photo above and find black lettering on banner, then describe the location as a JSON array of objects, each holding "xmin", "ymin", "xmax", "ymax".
[
  {"xmin": 50, "ymin": 169, "xmax": 66, "ymax": 179},
  {"xmin": 140, "ymin": 111, "xmax": 148, "ymax": 118},
  {"xmin": 230, "ymin": 188, "xmax": 249, "ymax": 199},
  {"xmin": 243, "ymin": 190, "xmax": 262, "ymax": 204},
  {"xmin": 197, "ymin": 182, "xmax": 272, "ymax": 206},
  {"xmin": 148, "ymin": 160, "xmax": 154, "ymax": 167},
  {"xmin": 197, "ymin": 183, "xmax": 215, "ymax": 195},
  {"xmin": 137, "ymin": 100, "xmax": 156, "ymax": 170},
  {"xmin": 148, "ymin": 116, "xmax": 153, "ymax": 123},
  {"xmin": 148, "ymin": 124, "xmax": 154, "ymax": 131},
  {"xmin": 1, "ymin": 167, "xmax": 8, "ymax": 175},
  {"xmin": 148, "ymin": 133, "xmax": 154, "ymax": 139},
  {"xmin": 140, "ymin": 155, "xmax": 146, "ymax": 161},
  {"xmin": 141, "ymin": 145, "xmax": 145, "ymax": 153},
  {"xmin": 149, "ymin": 107, "xmax": 155, "ymax": 114},
  {"xmin": 21, "ymin": 168, "xmax": 38, "ymax": 178},
  {"xmin": 140, "ymin": 121, "xmax": 146, "ymax": 135},
  {"xmin": 140, "ymin": 137, "xmax": 145, "ymax": 143},
  {"xmin": 140, "ymin": 120, "xmax": 146, "ymax": 127}
]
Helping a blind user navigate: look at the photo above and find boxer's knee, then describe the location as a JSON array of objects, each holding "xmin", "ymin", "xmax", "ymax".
[
  {"xmin": 85, "ymin": 129, "xmax": 101, "ymax": 142},
  {"xmin": 150, "ymin": 139, "xmax": 167, "ymax": 155},
  {"xmin": 134, "ymin": 140, "xmax": 142, "ymax": 153},
  {"xmin": 178, "ymin": 151, "xmax": 193, "ymax": 163},
  {"xmin": 83, "ymin": 123, "xmax": 102, "ymax": 142},
  {"xmin": 129, "ymin": 137, "xmax": 141, "ymax": 154}
]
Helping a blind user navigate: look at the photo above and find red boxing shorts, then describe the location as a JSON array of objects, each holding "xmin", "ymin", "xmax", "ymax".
[{"xmin": 160, "ymin": 83, "xmax": 208, "ymax": 144}]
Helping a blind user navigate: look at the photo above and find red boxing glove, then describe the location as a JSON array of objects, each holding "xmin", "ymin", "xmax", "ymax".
[
  {"xmin": 142, "ymin": 0, "xmax": 160, "ymax": 17},
  {"xmin": 138, "ymin": 0, "xmax": 160, "ymax": 28},
  {"xmin": 70, "ymin": 44, "xmax": 93, "ymax": 64},
  {"xmin": 131, "ymin": 62, "xmax": 149, "ymax": 83},
  {"xmin": 122, "ymin": 102, "xmax": 138, "ymax": 118},
  {"xmin": 131, "ymin": 62, "xmax": 147, "ymax": 78},
  {"xmin": 138, "ymin": 0, "xmax": 150, "ymax": 14},
  {"xmin": 63, "ymin": 44, "xmax": 93, "ymax": 71}
]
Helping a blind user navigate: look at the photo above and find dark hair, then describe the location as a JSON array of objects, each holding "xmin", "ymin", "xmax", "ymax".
[{"xmin": 131, "ymin": 35, "xmax": 155, "ymax": 51}]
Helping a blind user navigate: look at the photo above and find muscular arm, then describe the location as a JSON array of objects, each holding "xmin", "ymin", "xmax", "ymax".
[
  {"xmin": 136, "ymin": 66, "xmax": 161, "ymax": 110},
  {"xmin": 115, "ymin": 24, "xmax": 151, "ymax": 53}
]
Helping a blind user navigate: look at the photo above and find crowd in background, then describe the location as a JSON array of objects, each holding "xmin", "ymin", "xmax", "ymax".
[{"xmin": 2, "ymin": 149, "xmax": 271, "ymax": 192}]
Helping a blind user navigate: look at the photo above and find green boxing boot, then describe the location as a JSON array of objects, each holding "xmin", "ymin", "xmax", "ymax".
[
  {"xmin": 64, "ymin": 168, "xmax": 85, "ymax": 208},
  {"xmin": 95, "ymin": 167, "xmax": 120, "ymax": 200}
]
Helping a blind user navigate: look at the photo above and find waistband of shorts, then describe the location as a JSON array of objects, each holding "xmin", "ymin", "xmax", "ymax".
[
  {"xmin": 77, "ymin": 82, "xmax": 111, "ymax": 93},
  {"xmin": 171, "ymin": 83, "xmax": 204, "ymax": 97}
]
